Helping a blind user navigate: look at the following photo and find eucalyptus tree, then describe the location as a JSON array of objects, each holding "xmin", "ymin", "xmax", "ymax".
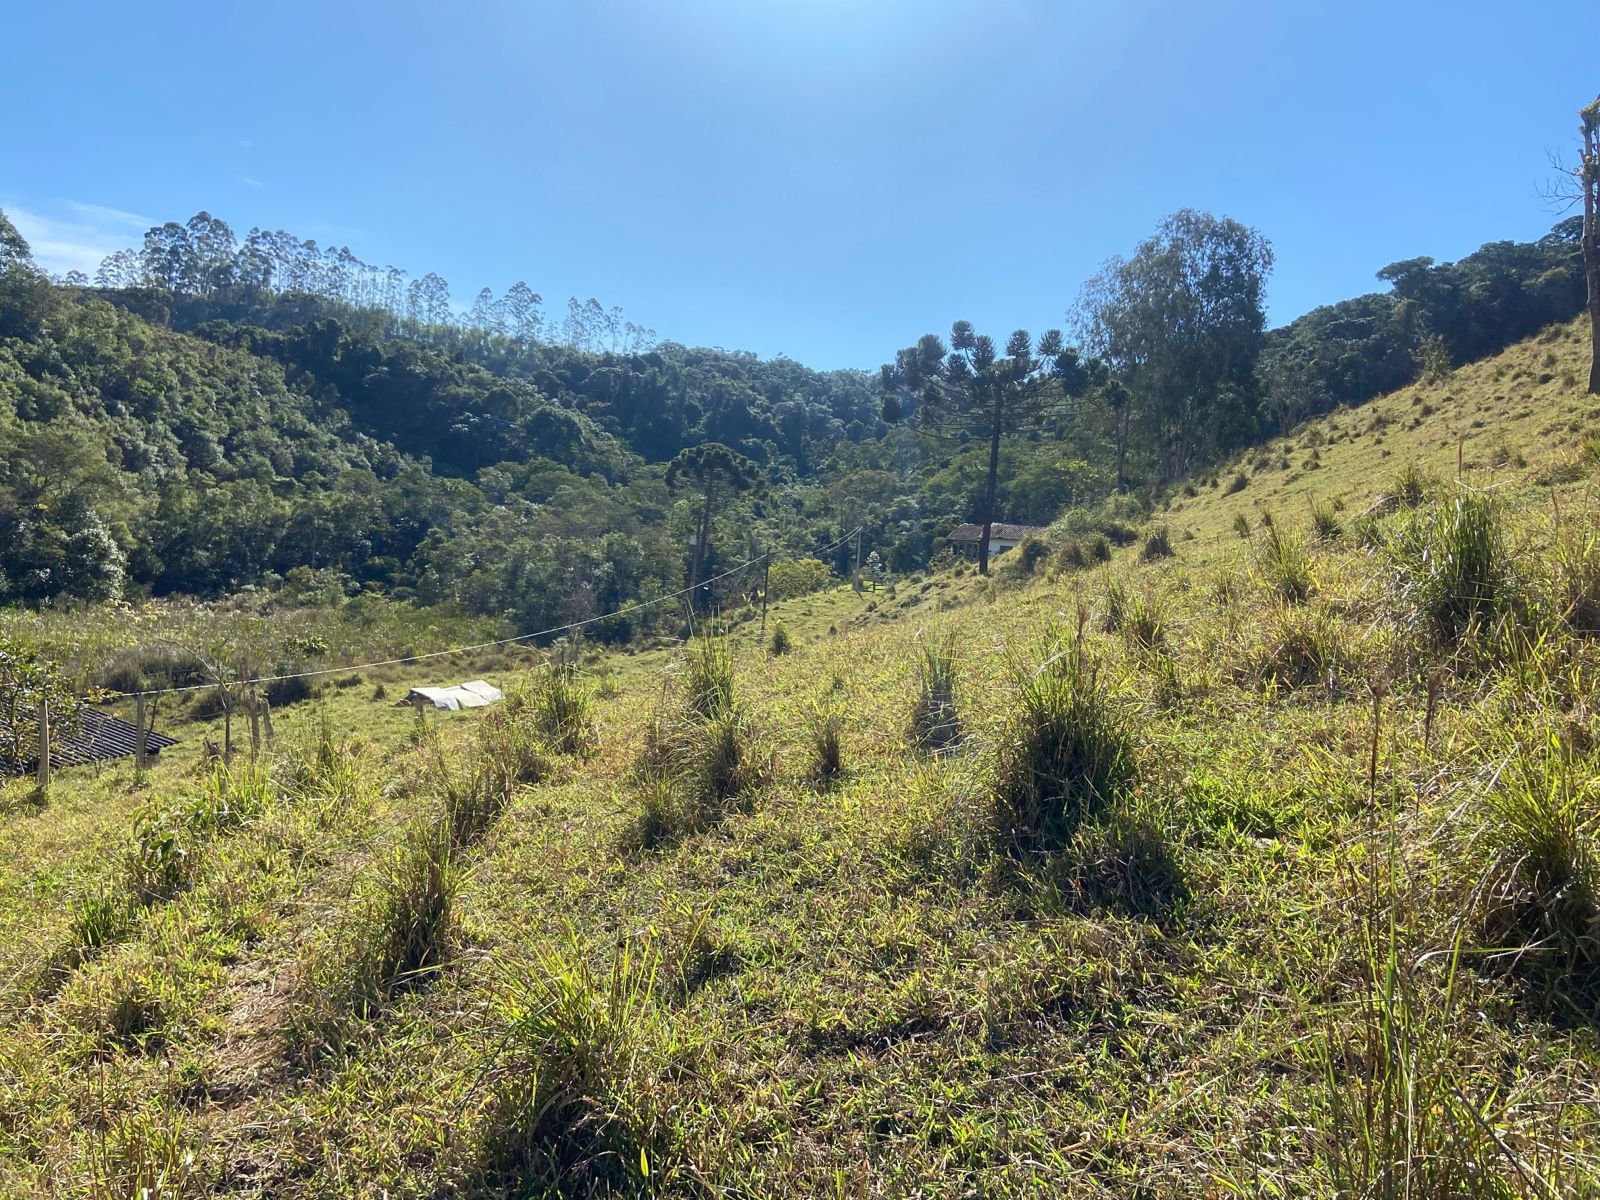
[
  {"xmin": 1077, "ymin": 210, "xmax": 1273, "ymax": 482},
  {"xmin": 881, "ymin": 322, "xmax": 1086, "ymax": 575}
]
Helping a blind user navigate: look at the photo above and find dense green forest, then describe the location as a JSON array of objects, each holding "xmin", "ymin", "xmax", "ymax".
[{"xmin": 0, "ymin": 205, "xmax": 1587, "ymax": 637}]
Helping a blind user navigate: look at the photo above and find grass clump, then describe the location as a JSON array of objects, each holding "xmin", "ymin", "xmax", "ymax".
[
  {"xmin": 476, "ymin": 706, "xmax": 556, "ymax": 786},
  {"xmin": 1388, "ymin": 486, "xmax": 1518, "ymax": 651},
  {"xmin": 768, "ymin": 621, "xmax": 793, "ymax": 656},
  {"xmin": 1309, "ymin": 497, "xmax": 1343, "ymax": 542},
  {"xmin": 1256, "ymin": 520, "xmax": 1314, "ymax": 604},
  {"xmin": 67, "ymin": 884, "xmax": 135, "ymax": 952},
  {"xmin": 291, "ymin": 818, "xmax": 460, "ymax": 1055},
  {"xmin": 510, "ymin": 661, "xmax": 598, "ymax": 756},
  {"xmin": 1244, "ymin": 606, "xmax": 1357, "ymax": 693},
  {"xmin": 908, "ymin": 632, "xmax": 960, "ymax": 754},
  {"xmin": 683, "ymin": 635, "xmax": 736, "ymax": 720},
  {"xmin": 1474, "ymin": 732, "xmax": 1600, "ymax": 987},
  {"xmin": 808, "ymin": 703, "xmax": 846, "ymax": 786},
  {"xmin": 993, "ymin": 630, "xmax": 1135, "ymax": 853},
  {"xmin": 1139, "ymin": 524, "xmax": 1173, "ymax": 561},
  {"xmin": 1552, "ymin": 525, "xmax": 1600, "ymax": 635},
  {"xmin": 479, "ymin": 935, "xmax": 666, "ymax": 1193}
]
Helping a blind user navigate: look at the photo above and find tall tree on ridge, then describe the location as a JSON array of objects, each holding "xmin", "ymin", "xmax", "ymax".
[
  {"xmin": 880, "ymin": 323, "xmax": 1086, "ymax": 576},
  {"xmin": 666, "ymin": 442, "xmax": 758, "ymax": 611}
]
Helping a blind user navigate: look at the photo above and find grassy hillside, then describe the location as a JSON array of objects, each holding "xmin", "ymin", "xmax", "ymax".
[{"xmin": 2, "ymin": 320, "xmax": 1599, "ymax": 1196}]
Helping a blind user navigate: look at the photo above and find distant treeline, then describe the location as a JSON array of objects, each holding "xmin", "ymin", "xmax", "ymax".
[{"xmin": 0, "ymin": 204, "xmax": 1586, "ymax": 635}]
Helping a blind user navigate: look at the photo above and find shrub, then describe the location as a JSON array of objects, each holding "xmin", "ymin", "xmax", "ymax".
[
  {"xmin": 769, "ymin": 622, "xmax": 793, "ymax": 656},
  {"xmin": 1223, "ymin": 470, "xmax": 1249, "ymax": 496},
  {"xmin": 1387, "ymin": 487, "xmax": 1517, "ymax": 649},
  {"xmin": 909, "ymin": 634, "xmax": 960, "ymax": 754},
  {"xmin": 1139, "ymin": 526, "xmax": 1173, "ymax": 562},
  {"xmin": 767, "ymin": 556, "xmax": 832, "ymax": 600},
  {"xmin": 124, "ymin": 811, "xmax": 200, "ymax": 905},
  {"xmin": 994, "ymin": 632, "xmax": 1135, "ymax": 852},
  {"xmin": 1256, "ymin": 522, "xmax": 1314, "ymax": 604}
]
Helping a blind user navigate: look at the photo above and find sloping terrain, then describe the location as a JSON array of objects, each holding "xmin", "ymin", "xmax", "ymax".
[{"xmin": 1, "ymin": 319, "xmax": 1599, "ymax": 1196}]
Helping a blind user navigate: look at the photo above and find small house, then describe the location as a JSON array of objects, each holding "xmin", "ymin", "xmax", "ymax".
[
  {"xmin": 945, "ymin": 522, "xmax": 1046, "ymax": 559},
  {"xmin": 401, "ymin": 680, "xmax": 504, "ymax": 712}
]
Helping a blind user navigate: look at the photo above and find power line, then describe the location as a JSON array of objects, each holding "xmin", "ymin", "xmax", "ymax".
[{"xmin": 111, "ymin": 526, "xmax": 864, "ymax": 699}]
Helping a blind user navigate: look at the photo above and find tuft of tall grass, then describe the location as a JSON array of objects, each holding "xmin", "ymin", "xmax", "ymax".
[
  {"xmin": 480, "ymin": 935, "xmax": 667, "ymax": 1192},
  {"xmin": 1256, "ymin": 521, "xmax": 1314, "ymax": 604},
  {"xmin": 683, "ymin": 636, "xmax": 736, "ymax": 721},
  {"xmin": 1315, "ymin": 943, "xmax": 1554, "ymax": 1199},
  {"xmin": 1475, "ymin": 733, "xmax": 1600, "ymax": 982},
  {"xmin": 68, "ymin": 884, "xmax": 134, "ymax": 951},
  {"xmin": 291, "ymin": 817, "xmax": 460, "ymax": 1054},
  {"xmin": 436, "ymin": 752, "xmax": 518, "ymax": 849},
  {"xmin": 993, "ymin": 630, "xmax": 1135, "ymax": 853},
  {"xmin": 1244, "ymin": 605, "xmax": 1355, "ymax": 693},
  {"xmin": 90, "ymin": 1103, "xmax": 206, "ymax": 1199},
  {"xmin": 909, "ymin": 633, "xmax": 960, "ymax": 754},
  {"xmin": 808, "ymin": 703, "xmax": 846, "ymax": 786},
  {"xmin": 769, "ymin": 621, "xmax": 794, "ymax": 656},
  {"xmin": 1309, "ymin": 497, "xmax": 1343, "ymax": 542},
  {"xmin": 476, "ymin": 707, "xmax": 555, "ymax": 786},
  {"xmin": 1552, "ymin": 525, "xmax": 1600, "ymax": 636},
  {"xmin": 510, "ymin": 662, "xmax": 598, "ymax": 756},
  {"xmin": 1139, "ymin": 525, "xmax": 1173, "ymax": 562},
  {"xmin": 1388, "ymin": 486, "xmax": 1518, "ymax": 650},
  {"xmin": 188, "ymin": 757, "xmax": 273, "ymax": 833}
]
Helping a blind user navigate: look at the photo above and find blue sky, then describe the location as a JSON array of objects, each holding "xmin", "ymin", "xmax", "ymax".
[{"xmin": 2, "ymin": 1, "xmax": 1595, "ymax": 368}]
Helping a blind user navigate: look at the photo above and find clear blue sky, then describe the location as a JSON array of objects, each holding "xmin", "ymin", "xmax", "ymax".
[{"xmin": 2, "ymin": 0, "xmax": 1595, "ymax": 368}]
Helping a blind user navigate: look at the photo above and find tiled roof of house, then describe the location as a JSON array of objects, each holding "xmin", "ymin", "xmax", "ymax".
[{"xmin": 946, "ymin": 522, "xmax": 1046, "ymax": 543}]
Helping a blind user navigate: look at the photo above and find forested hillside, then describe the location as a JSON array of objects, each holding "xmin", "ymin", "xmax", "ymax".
[{"xmin": 0, "ymin": 205, "xmax": 1588, "ymax": 640}]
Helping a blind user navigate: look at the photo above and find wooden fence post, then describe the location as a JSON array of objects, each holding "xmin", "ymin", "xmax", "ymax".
[
  {"xmin": 36, "ymin": 698, "xmax": 50, "ymax": 791},
  {"xmin": 135, "ymin": 693, "xmax": 148, "ymax": 781}
]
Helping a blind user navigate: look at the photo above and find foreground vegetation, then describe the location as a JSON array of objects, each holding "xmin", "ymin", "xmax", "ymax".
[{"xmin": 1, "ymin": 318, "xmax": 1597, "ymax": 1196}]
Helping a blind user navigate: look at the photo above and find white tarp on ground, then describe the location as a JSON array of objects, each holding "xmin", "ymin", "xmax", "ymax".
[{"xmin": 403, "ymin": 680, "xmax": 504, "ymax": 711}]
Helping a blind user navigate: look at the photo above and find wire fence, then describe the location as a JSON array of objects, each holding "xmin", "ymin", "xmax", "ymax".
[{"xmin": 108, "ymin": 526, "xmax": 864, "ymax": 699}]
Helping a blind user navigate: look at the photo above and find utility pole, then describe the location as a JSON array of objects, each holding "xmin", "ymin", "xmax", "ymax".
[{"xmin": 854, "ymin": 527, "xmax": 863, "ymax": 592}]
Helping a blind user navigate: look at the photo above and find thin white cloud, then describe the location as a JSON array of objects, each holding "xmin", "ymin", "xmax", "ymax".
[
  {"xmin": 62, "ymin": 200, "xmax": 154, "ymax": 231},
  {"xmin": 238, "ymin": 138, "xmax": 254, "ymax": 149},
  {"xmin": 3, "ymin": 201, "xmax": 153, "ymax": 277},
  {"xmin": 239, "ymin": 175, "xmax": 264, "ymax": 190}
]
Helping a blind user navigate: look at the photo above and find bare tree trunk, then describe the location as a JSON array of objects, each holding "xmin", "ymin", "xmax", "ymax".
[
  {"xmin": 1586, "ymin": 189, "xmax": 1599, "ymax": 395},
  {"xmin": 978, "ymin": 391, "xmax": 1004, "ymax": 577},
  {"xmin": 1583, "ymin": 100, "xmax": 1600, "ymax": 395}
]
